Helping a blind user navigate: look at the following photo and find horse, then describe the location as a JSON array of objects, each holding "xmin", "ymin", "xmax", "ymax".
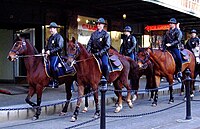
[
  {"xmin": 136, "ymin": 50, "xmax": 156, "ymax": 101},
  {"xmin": 137, "ymin": 47, "xmax": 195, "ymax": 106},
  {"xmin": 7, "ymin": 37, "xmax": 75, "ymax": 120},
  {"xmin": 66, "ymin": 37, "xmax": 139, "ymax": 122},
  {"xmin": 192, "ymin": 46, "xmax": 200, "ymax": 78}
]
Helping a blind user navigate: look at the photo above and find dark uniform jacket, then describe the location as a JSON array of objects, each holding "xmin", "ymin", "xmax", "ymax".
[
  {"xmin": 45, "ymin": 33, "xmax": 64, "ymax": 56},
  {"xmin": 162, "ymin": 28, "xmax": 182, "ymax": 49},
  {"xmin": 87, "ymin": 29, "xmax": 110, "ymax": 56},
  {"xmin": 185, "ymin": 37, "xmax": 199, "ymax": 52},
  {"xmin": 120, "ymin": 35, "xmax": 137, "ymax": 55}
]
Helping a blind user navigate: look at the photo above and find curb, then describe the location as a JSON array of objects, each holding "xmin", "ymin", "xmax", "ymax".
[{"xmin": 0, "ymin": 84, "xmax": 198, "ymax": 122}]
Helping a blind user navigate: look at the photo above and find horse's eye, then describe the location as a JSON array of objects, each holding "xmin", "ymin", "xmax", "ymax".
[{"xmin": 15, "ymin": 44, "xmax": 19, "ymax": 47}]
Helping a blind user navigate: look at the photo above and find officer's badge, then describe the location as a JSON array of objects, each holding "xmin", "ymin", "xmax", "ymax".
[
  {"xmin": 100, "ymin": 38, "xmax": 102, "ymax": 41},
  {"xmin": 52, "ymin": 40, "xmax": 54, "ymax": 44},
  {"xmin": 128, "ymin": 39, "xmax": 130, "ymax": 42}
]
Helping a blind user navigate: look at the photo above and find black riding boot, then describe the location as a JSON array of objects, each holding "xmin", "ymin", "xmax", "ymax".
[
  {"xmin": 49, "ymin": 71, "xmax": 59, "ymax": 88},
  {"xmin": 177, "ymin": 67, "xmax": 182, "ymax": 83}
]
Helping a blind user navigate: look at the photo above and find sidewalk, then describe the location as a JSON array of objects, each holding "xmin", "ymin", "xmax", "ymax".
[{"xmin": 0, "ymin": 77, "xmax": 199, "ymax": 122}]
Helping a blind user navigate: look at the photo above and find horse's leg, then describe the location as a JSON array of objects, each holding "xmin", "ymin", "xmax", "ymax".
[
  {"xmin": 32, "ymin": 85, "xmax": 43, "ymax": 120},
  {"xmin": 60, "ymin": 82, "xmax": 73, "ymax": 116},
  {"xmin": 152, "ymin": 75, "xmax": 160, "ymax": 106},
  {"xmin": 71, "ymin": 85, "xmax": 84, "ymax": 122},
  {"xmin": 113, "ymin": 80, "xmax": 123, "ymax": 113},
  {"xmin": 168, "ymin": 76, "xmax": 174, "ymax": 104},
  {"xmin": 25, "ymin": 86, "xmax": 37, "ymax": 107},
  {"xmin": 180, "ymin": 82, "xmax": 184, "ymax": 96},
  {"xmin": 131, "ymin": 77, "xmax": 139, "ymax": 102},
  {"xmin": 82, "ymin": 86, "xmax": 90, "ymax": 113},
  {"xmin": 92, "ymin": 84, "xmax": 100, "ymax": 118}
]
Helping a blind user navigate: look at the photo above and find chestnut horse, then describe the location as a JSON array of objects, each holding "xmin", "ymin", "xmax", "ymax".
[
  {"xmin": 67, "ymin": 37, "xmax": 139, "ymax": 122},
  {"xmin": 137, "ymin": 48, "xmax": 195, "ymax": 105},
  {"xmin": 136, "ymin": 50, "xmax": 156, "ymax": 101},
  {"xmin": 7, "ymin": 37, "xmax": 75, "ymax": 120}
]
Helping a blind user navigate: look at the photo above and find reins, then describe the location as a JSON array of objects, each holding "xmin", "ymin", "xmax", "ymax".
[{"xmin": 13, "ymin": 54, "xmax": 47, "ymax": 59}]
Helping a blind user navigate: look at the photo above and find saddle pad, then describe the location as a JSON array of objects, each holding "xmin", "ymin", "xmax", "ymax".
[{"xmin": 109, "ymin": 55, "xmax": 121, "ymax": 67}]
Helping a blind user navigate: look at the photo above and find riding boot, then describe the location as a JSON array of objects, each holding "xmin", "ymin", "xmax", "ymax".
[
  {"xmin": 177, "ymin": 68, "xmax": 182, "ymax": 83},
  {"xmin": 49, "ymin": 72, "xmax": 59, "ymax": 88}
]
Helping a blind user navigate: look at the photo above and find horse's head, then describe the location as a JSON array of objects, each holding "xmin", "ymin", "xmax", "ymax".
[
  {"xmin": 136, "ymin": 47, "xmax": 150, "ymax": 69},
  {"xmin": 66, "ymin": 37, "xmax": 81, "ymax": 65},
  {"xmin": 7, "ymin": 38, "xmax": 27, "ymax": 61}
]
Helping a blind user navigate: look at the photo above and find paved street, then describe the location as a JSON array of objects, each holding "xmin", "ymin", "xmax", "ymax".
[{"xmin": 0, "ymin": 77, "xmax": 200, "ymax": 129}]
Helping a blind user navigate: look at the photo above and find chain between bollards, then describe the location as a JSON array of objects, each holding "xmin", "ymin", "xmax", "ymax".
[
  {"xmin": 100, "ymin": 76, "xmax": 107, "ymax": 129},
  {"xmin": 185, "ymin": 69, "xmax": 192, "ymax": 120}
]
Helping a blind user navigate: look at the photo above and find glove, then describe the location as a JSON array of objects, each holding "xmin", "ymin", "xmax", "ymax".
[
  {"xmin": 94, "ymin": 52, "xmax": 100, "ymax": 56},
  {"xmin": 128, "ymin": 49, "xmax": 132, "ymax": 54},
  {"xmin": 166, "ymin": 43, "xmax": 171, "ymax": 47}
]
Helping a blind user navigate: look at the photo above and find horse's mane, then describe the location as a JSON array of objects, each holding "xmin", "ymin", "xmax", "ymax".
[{"xmin": 77, "ymin": 42, "xmax": 91, "ymax": 56}]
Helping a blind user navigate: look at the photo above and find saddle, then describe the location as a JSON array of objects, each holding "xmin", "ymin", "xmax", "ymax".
[
  {"xmin": 180, "ymin": 49, "xmax": 190, "ymax": 60},
  {"xmin": 44, "ymin": 56, "xmax": 76, "ymax": 78},
  {"xmin": 94, "ymin": 54, "xmax": 123, "ymax": 73}
]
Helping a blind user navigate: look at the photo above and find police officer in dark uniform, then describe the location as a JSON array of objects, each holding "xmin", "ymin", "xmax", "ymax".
[
  {"xmin": 45, "ymin": 22, "xmax": 64, "ymax": 88},
  {"xmin": 162, "ymin": 18, "xmax": 183, "ymax": 82},
  {"xmin": 120, "ymin": 26, "xmax": 137, "ymax": 60},
  {"xmin": 185, "ymin": 29, "xmax": 199, "ymax": 53},
  {"xmin": 86, "ymin": 18, "xmax": 111, "ymax": 80}
]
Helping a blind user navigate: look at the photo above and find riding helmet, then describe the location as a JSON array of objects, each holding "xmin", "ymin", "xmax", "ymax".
[
  {"xmin": 190, "ymin": 29, "xmax": 197, "ymax": 34},
  {"xmin": 124, "ymin": 26, "xmax": 132, "ymax": 32},
  {"xmin": 48, "ymin": 22, "xmax": 60, "ymax": 28},
  {"xmin": 168, "ymin": 18, "xmax": 177, "ymax": 24},
  {"xmin": 96, "ymin": 18, "xmax": 106, "ymax": 24}
]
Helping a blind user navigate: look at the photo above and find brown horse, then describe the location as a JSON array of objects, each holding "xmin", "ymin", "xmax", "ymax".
[
  {"xmin": 137, "ymin": 48, "xmax": 195, "ymax": 105},
  {"xmin": 67, "ymin": 37, "xmax": 139, "ymax": 122},
  {"xmin": 136, "ymin": 50, "xmax": 156, "ymax": 101},
  {"xmin": 7, "ymin": 37, "xmax": 75, "ymax": 120}
]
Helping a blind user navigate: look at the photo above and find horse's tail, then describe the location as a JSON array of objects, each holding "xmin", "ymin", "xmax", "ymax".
[{"xmin": 127, "ymin": 57, "xmax": 140, "ymax": 90}]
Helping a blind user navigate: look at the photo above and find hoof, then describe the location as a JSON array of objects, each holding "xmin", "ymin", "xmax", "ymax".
[
  {"xmin": 82, "ymin": 107, "xmax": 88, "ymax": 113},
  {"xmin": 190, "ymin": 94, "xmax": 194, "ymax": 98},
  {"xmin": 70, "ymin": 116, "xmax": 77, "ymax": 122},
  {"xmin": 59, "ymin": 112, "xmax": 67, "ymax": 116},
  {"xmin": 180, "ymin": 92, "xmax": 184, "ymax": 96},
  {"xmin": 151, "ymin": 102, "xmax": 157, "ymax": 107},
  {"xmin": 93, "ymin": 113, "xmax": 100, "ymax": 118},
  {"xmin": 114, "ymin": 105, "xmax": 122, "ymax": 113},
  {"xmin": 127, "ymin": 100, "xmax": 133, "ymax": 108},
  {"xmin": 132, "ymin": 94, "xmax": 137, "ymax": 102},
  {"xmin": 32, "ymin": 115, "xmax": 39, "ymax": 120},
  {"xmin": 168, "ymin": 100, "xmax": 174, "ymax": 104},
  {"xmin": 148, "ymin": 98, "xmax": 153, "ymax": 101},
  {"xmin": 114, "ymin": 102, "xmax": 119, "ymax": 107}
]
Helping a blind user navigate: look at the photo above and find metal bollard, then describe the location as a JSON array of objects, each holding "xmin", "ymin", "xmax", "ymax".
[
  {"xmin": 100, "ymin": 76, "xmax": 107, "ymax": 129},
  {"xmin": 185, "ymin": 69, "xmax": 192, "ymax": 120}
]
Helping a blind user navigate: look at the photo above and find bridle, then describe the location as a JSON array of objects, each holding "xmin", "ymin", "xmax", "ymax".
[
  {"xmin": 67, "ymin": 41, "xmax": 80, "ymax": 59},
  {"xmin": 137, "ymin": 51, "xmax": 151, "ymax": 69},
  {"xmin": 10, "ymin": 40, "xmax": 27, "ymax": 55}
]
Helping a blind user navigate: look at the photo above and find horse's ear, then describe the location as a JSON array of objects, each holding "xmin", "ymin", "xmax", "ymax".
[{"xmin": 72, "ymin": 37, "xmax": 76, "ymax": 44}]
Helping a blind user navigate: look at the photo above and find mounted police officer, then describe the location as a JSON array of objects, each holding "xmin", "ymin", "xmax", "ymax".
[
  {"xmin": 120, "ymin": 26, "xmax": 137, "ymax": 60},
  {"xmin": 185, "ymin": 29, "xmax": 199, "ymax": 53},
  {"xmin": 162, "ymin": 18, "xmax": 183, "ymax": 82},
  {"xmin": 44, "ymin": 22, "xmax": 64, "ymax": 88},
  {"xmin": 86, "ymin": 18, "xmax": 111, "ymax": 81}
]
